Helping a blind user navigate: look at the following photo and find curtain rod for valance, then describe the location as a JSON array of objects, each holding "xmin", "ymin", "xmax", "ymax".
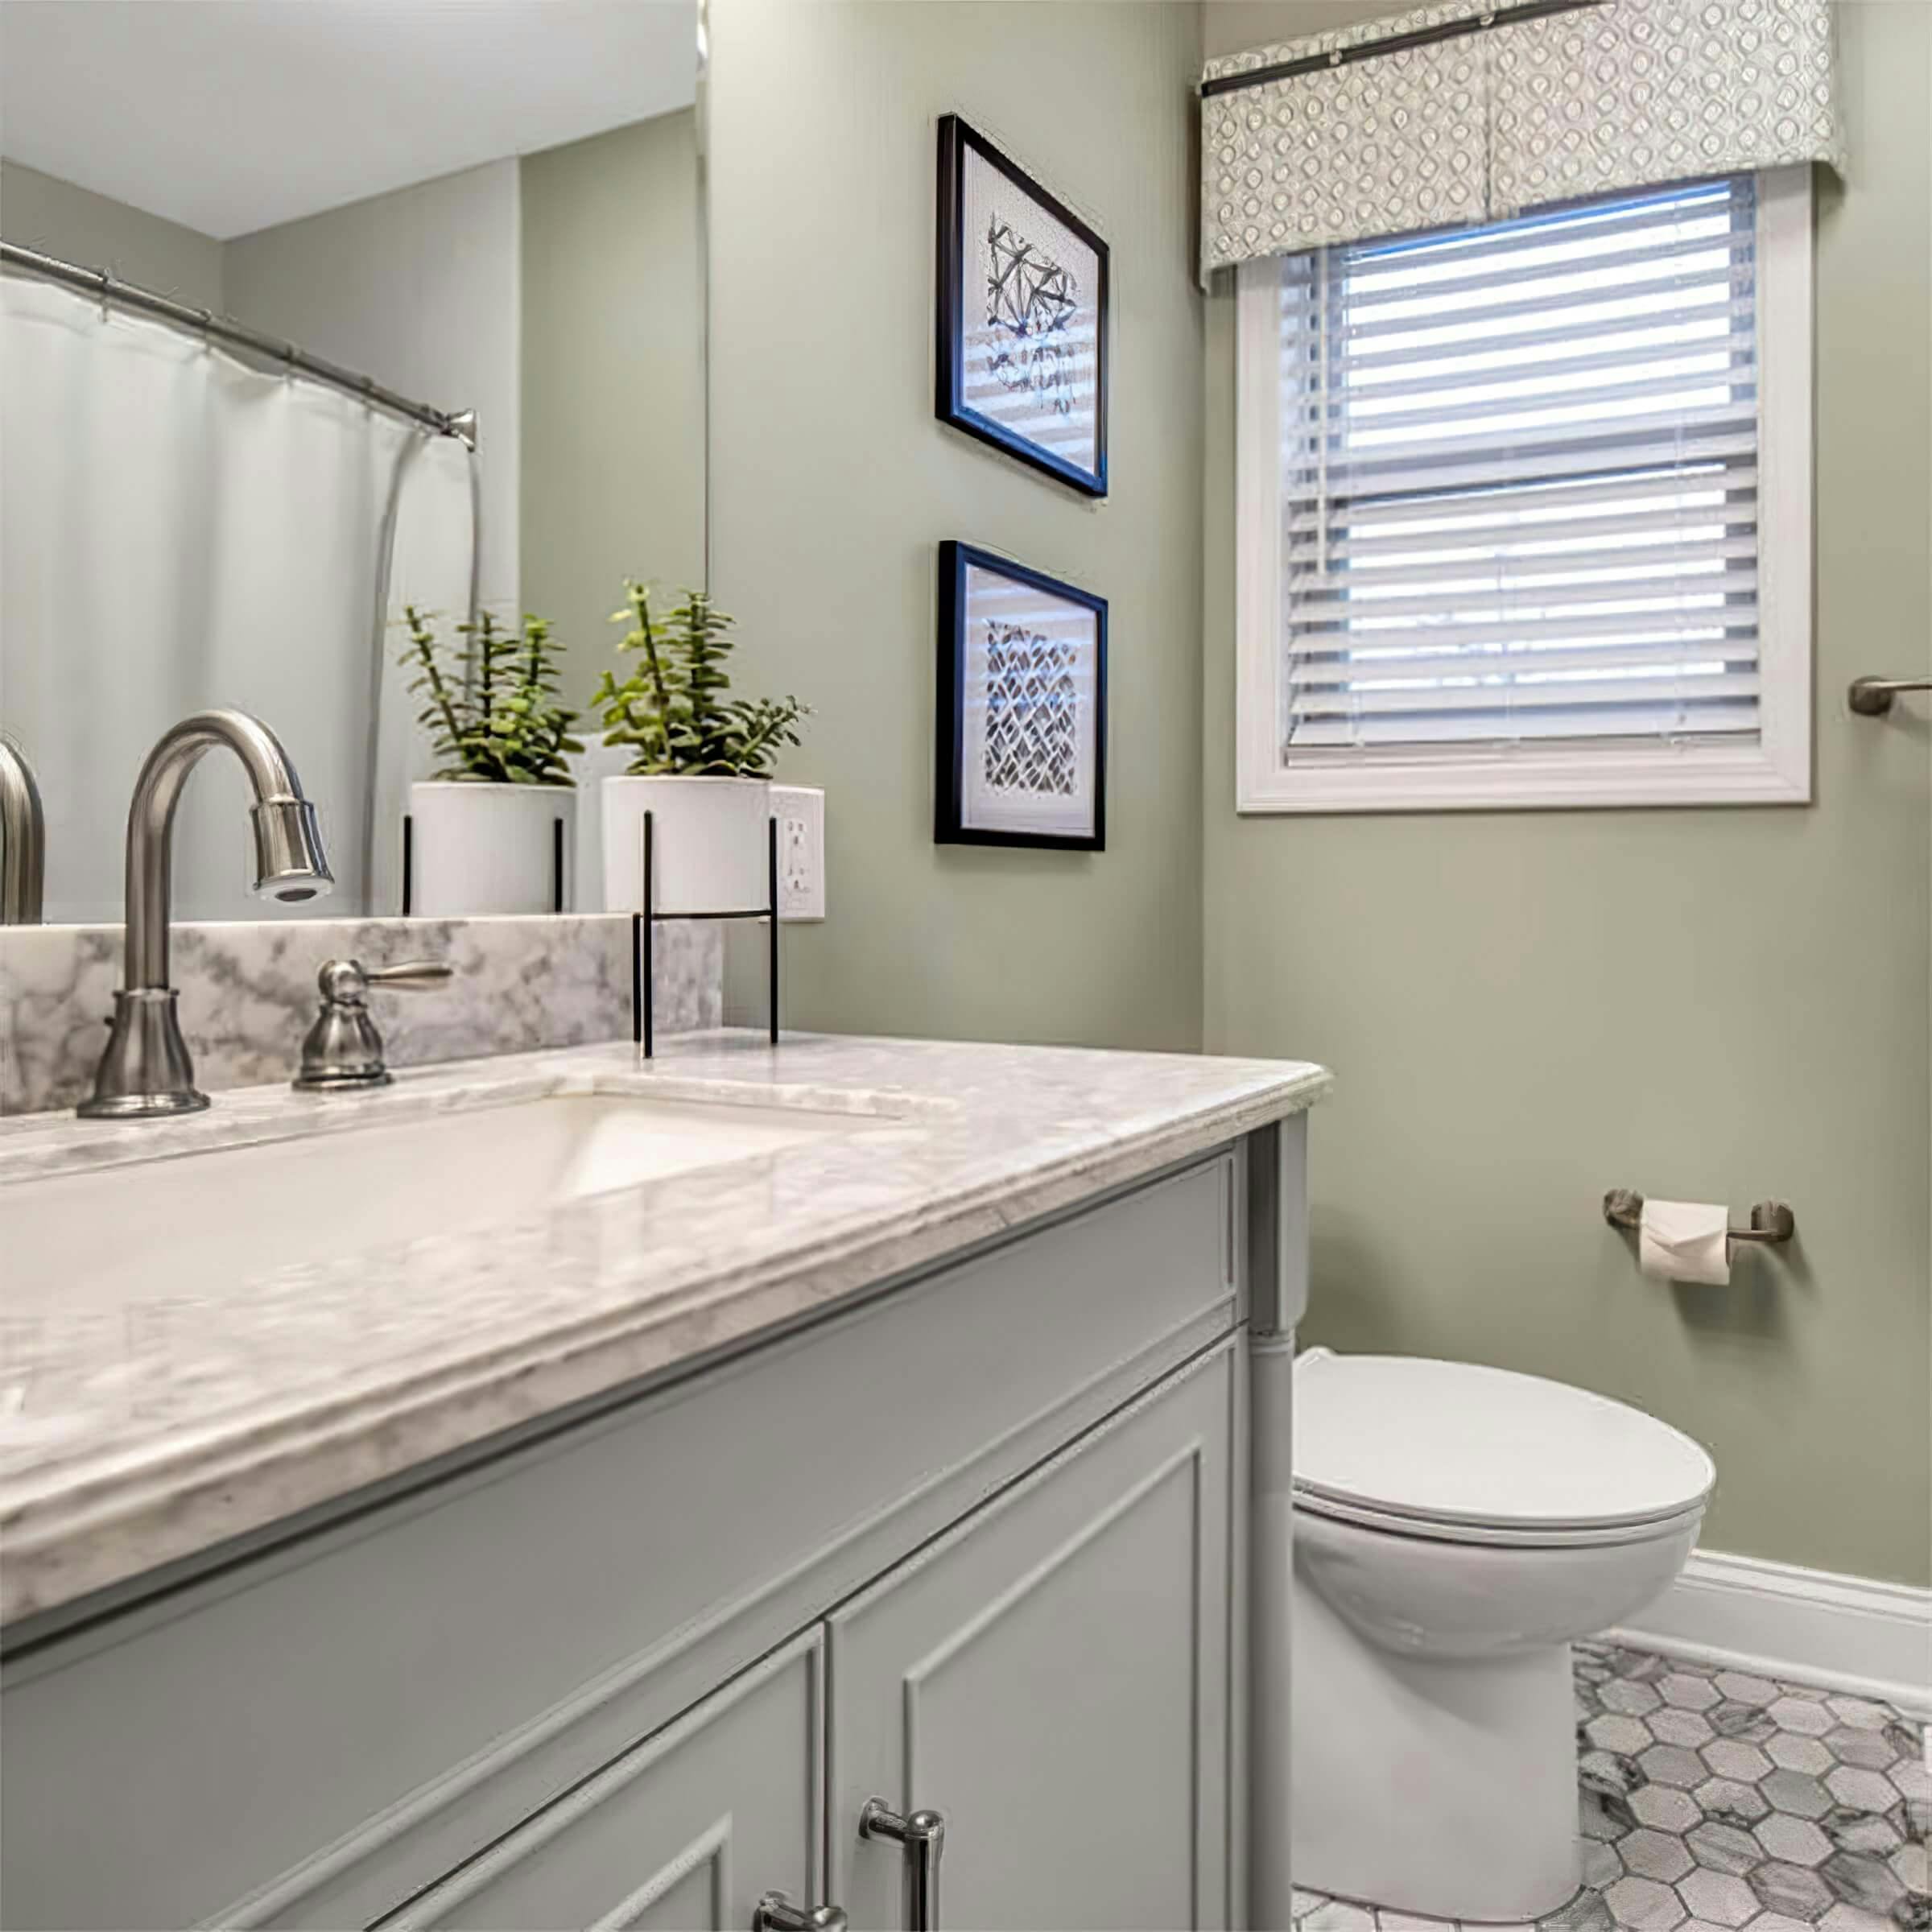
[
  {"xmin": 0, "ymin": 239, "xmax": 476, "ymax": 448},
  {"xmin": 1199, "ymin": 0, "xmax": 1608, "ymax": 99}
]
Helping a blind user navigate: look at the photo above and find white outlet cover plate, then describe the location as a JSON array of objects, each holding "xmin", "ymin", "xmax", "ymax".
[{"xmin": 770, "ymin": 784, "xmax": 825, "ymax": 921}]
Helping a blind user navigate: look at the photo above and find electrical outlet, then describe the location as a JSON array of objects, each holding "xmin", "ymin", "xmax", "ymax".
[{"xmin": 770, "ymin": 785, "xmax": 825, "ymax": 921}]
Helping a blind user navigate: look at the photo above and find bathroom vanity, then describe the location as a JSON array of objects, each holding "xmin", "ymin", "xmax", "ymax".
[{"xmin": 0, "ymin": 1032, "xmax": 1325, "ymax": 1932}]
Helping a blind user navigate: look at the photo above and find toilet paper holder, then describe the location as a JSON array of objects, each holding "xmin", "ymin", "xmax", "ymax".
[{"xmin": 1603, "ymin": 1190, "xmax": 1796, "ymax": 1245}]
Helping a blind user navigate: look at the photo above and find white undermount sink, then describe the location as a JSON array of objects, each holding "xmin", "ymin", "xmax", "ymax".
[{"xmin": 3, "ymin": 1091, "xmax": 894, "ymax": 1307}]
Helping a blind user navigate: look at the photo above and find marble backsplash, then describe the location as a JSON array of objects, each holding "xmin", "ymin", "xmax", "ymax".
[{"xmin": 0, "ymin": 914, "xmax": 721, "ymax": 1116}]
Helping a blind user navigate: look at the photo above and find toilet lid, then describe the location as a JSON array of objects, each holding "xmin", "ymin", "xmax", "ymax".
[{"xmin": 1294, "ymin": 1353, "xmax": 1715, "ymax": 1535}]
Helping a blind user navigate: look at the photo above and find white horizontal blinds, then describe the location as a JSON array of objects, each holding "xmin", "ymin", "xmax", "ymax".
[{"xmin": 1279, "ymin": 176, "xmax": 1761, "ymax": 757}]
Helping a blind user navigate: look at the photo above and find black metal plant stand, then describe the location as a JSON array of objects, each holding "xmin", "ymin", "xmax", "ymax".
[{"xmin": 633, "ymin": 811, "xmax": 779, "ymax": 1059}]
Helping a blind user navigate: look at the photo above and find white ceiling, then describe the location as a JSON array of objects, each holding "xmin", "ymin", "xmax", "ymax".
[{"xmin": 0, "ymin": 0, "xmax": 698, "ymax": 240}]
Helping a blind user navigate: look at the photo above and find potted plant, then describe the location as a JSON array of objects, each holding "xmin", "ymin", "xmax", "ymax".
[
  {"xmin": 595, "ymin": 583, "xmax": 807, "ymax": 914},
  {"xmin": 402, "ymin": 605, "xmax": 584, "ymax": 915}
]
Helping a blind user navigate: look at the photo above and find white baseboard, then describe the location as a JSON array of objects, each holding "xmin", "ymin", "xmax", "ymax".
[{"xmin": 1608, "ymin": 1547, "xmax": 1932, "ymax": 1721}]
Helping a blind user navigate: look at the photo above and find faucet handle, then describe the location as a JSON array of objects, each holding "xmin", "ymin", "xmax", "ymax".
[
  {"xmin": 315, "ymin": 956, "xmax": 454, "ymax": 1005},
  {"xmin": 363, "ymin": 959, "xmax": 456, "ymax": 992},
  {"xmin": 296, "ymin": 958, "xmax": 453, "ymax": 1091}
]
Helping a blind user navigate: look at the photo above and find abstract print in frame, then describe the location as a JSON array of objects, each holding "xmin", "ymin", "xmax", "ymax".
[
  {"xmin": 936, "ymin": 541, "xmax": 1106, "ymax": 851},
  {"xmin": 935, "ymin": 114, "xmax": 1108, "ymax": 497}
]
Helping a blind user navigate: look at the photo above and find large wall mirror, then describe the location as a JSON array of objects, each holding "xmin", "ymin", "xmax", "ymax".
[{"xmin": 0, "ymin": 0, "xmax": 705, "ymax": 924}]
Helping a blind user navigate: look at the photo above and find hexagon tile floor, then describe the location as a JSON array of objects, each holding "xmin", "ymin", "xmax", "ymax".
[{"xmin": 1293, "ymin": 1641, "xmax": 1929, "ymax": 1932}]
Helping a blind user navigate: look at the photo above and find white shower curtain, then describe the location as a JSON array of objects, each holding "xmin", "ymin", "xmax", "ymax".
[{"xmin": 0, "ymin": 273, "xmax": 474, "ymax": 924}]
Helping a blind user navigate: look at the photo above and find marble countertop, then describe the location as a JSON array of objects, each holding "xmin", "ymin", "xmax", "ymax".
[{"xmin": 0, "ymin": 1030, "xmax": 1329, "ymax": 1625}]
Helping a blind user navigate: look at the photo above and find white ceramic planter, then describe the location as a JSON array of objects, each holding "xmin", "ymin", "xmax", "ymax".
[
  {"xmin": 408, "ymin": 781, "xmax": 572, "ymax": 917},
  {"xmin": 601, "ymin": 774, "xmax": 771, "ymax": 914}
]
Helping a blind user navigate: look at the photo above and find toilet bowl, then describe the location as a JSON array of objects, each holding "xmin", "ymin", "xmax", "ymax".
[{"xmin": 1290, "ymin": 1351, "xmax": 1714, "ymax": 1926}]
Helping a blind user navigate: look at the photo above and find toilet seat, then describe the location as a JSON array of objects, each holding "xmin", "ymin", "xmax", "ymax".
[
  {"xmin": 1293, "ymin": 1486, "xmax": 1708, "ymax": 1548},
  {"xmin": 1294, "ymin": 1352, "xmax": 1715, "ymax": 1550}
]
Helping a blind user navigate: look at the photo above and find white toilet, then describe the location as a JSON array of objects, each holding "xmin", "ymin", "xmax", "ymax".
[{"xmin": 1290, "ymin": 1350, "xmax": 1715, "ymax": 1926}]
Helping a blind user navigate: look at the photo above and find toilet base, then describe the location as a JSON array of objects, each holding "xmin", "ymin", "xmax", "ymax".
[{"xmin": 1291, "ymin": 1562, "xmax": 1581, "ymax": 1924}]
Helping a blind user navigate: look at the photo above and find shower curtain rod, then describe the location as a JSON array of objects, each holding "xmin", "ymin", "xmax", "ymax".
[
  {"xmin": 1, "ymin": 239, "xmax": 476, "ymax": 448},
  {"xmin": 1199, "ymin": 0, "xmax": 1606, "ymax": 98}
]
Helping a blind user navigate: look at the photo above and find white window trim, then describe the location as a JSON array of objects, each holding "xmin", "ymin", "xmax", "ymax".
[{"xmin": 1234, "ymin": 167, "xmax": 1814, "ymax": 815}]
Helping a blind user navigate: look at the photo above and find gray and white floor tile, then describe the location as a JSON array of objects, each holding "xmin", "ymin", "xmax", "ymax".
[{"xmin": 1292, "ymin": 1642, "xmax": 1927, "ymax": 1932}]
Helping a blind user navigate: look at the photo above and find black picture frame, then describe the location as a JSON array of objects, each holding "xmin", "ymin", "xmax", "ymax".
[
  {"xmin": 936, "ymin": 541, "xmax": 1108, "ymax": 852},
  {"xmin": 935, "ymin": 114, "xmax": 1110, "ymax": 498}
]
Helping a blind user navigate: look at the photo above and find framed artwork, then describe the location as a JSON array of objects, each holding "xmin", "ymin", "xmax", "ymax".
[
  {"xmin": 935, "ymin": 114, "xmax": 1109, "ymax": 497},
  {"xmin": 936, "ymin": 541, "xmax": 1106, "ymax": 851}
]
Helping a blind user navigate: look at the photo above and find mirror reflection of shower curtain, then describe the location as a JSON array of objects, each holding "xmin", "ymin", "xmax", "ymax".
[
  {"xmin": 365, "ymin": 433, "xmax": 479, "ymax": 917},
  {"xmin": 0, "ymin": 273, "xmax": 475, "ymax": 923}
]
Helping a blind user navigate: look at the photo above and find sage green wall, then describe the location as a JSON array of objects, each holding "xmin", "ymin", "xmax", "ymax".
[
  {"xmin": 1201, "ymin": 0, "xmax": 1932, "ymax": 1583},
  {"xmin": 520, "ymin": 111, "xmax": 705, "ymax": 713},
  {"xmin": 0, "ymin": 158, "xmax": 223, "ymax": 308},
  {"xmin": 707, "ymin": 0, "xmax": 1205, "ymax": 1051}
]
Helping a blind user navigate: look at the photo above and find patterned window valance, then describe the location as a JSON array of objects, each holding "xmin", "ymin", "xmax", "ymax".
[{"xmin": 1200, "ymin": 0, "xmax": 1843, "ymax": 279}]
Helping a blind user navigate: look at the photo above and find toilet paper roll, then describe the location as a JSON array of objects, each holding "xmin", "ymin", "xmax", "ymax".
[{"xmin": 1638, "ymin": 1199, "xmax": 1732, "ymax": 1286}]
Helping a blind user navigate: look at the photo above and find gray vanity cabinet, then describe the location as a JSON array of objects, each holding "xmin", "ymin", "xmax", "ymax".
[
  {"xmin": 829, "ymin": 1342, "xmax": 1237, "ymax": 1932},
  {"xmin": 1, "ymin": 1128, "xmax": 1307, "ymax": 1932},
  {"xmin": 381, "ymin": 1341, "xmax": 1235, "ymax": 1932},
  {"xmin": 377, "ymin": 1633, "xmax": 825, "ymax": 1932}
]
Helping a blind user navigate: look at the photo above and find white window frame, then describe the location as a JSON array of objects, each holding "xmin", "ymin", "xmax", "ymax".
[{"xmin": 1234, "ymin": 167, "xmax": 1814, "ymax": 815}]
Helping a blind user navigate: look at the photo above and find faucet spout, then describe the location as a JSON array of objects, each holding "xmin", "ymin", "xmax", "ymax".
[
  {"xmin": 0, "ymin": 730, "xmax": 46, "ymax": 925},
  {"xmin": 82, "ymin": 709, "xmax": 332, "ymax": 1118},
  {"xmin": 125, "ymin": 709, "xmax": 332, "ymax": 990}
]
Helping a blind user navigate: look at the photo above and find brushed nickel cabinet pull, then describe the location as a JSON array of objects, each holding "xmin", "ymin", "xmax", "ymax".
[
  {"xmin": 753, "ymin": 1889, "xmax": 848, "ymax": 1931},
  {"xmin": 859, "ymin": 1800, "xmax": 945, "ymax": 1932}
]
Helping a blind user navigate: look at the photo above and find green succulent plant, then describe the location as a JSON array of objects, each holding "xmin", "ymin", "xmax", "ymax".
[
  {"xmin": 594, "ymin": 582, "xmax": 807, "ymax": 778},
  {"xmin": 400, "ymin": 605, "xmax": 584, "ymax": 785}
]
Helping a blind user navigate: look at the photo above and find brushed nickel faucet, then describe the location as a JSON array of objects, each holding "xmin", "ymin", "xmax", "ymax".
[
  {"xmin": 0, "ymin": 730, "xmax": 45, "ymax": 926},
  {"xmin": 79, "ymin": 709, "xmax": 333, "ymax": 1119}
]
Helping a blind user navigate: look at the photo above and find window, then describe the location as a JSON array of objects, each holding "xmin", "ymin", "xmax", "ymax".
[{"xmin": 1235, "ymin": 169, "xmax": 1812, "ymax": 812}]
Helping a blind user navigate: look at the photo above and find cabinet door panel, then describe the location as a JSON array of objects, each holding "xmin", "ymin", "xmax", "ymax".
[
  {"xmin": 379, "ymin": 1632, "xmax": 823, "ymax": 1932},
  {"xmin": 828, "ymin": 1344, "xmax": 1236, "ymax": 1932}
]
